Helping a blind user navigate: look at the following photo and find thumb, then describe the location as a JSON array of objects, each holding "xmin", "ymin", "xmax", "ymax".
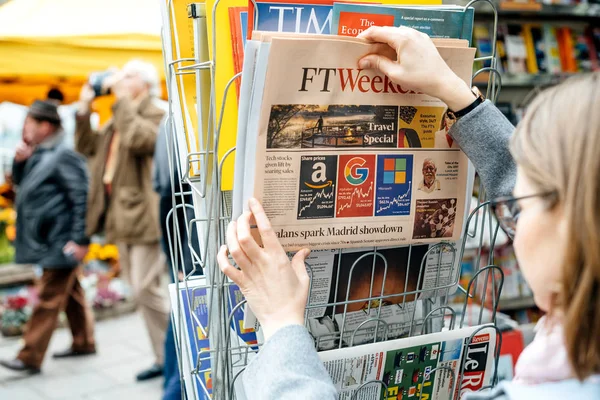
[
  {"xmin": 358, "ymin": 54, "xmax": 399, "ymax": 78},
  {"xmin": 291, "ymin": 249, "xmax": 311, "ymax": 281}
]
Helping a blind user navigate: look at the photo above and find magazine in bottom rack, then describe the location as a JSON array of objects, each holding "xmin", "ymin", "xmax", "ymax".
[
  {"xmin": 319, "ymin": 324, "xmax": 497, "ymax": 400},
  {"xmin": 169, "ymin": 278, "xmax": 259, "ymax": 399}
]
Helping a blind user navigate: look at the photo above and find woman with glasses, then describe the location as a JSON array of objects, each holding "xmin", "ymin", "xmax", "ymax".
[{"xmin": 218, "ymin": 26, "xmax": 600, "ymax": 399}]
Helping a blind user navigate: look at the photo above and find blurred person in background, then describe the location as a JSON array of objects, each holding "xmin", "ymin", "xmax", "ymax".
[
  {"xmin": 0, "ymin": 100, "xmax": 94, "ymax": 375},
  {"xmin": 153, "ymin": 118, "xmax": 192, "ymax": 400},
  {"xmin": 75, "ymin": 60, "xmax": 169, "ymax": 382},
  {"xmin": 46, "ymin": 87, "xmax": 65, "ymax": 106},
  {"xmin": 153, "ymin": 117, "xmax": 200, "ymax": 399}
]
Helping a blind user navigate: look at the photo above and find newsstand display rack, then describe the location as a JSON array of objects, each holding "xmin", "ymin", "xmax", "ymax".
[{"xmin": 161, "ymin": 1, "xmax": 506, "ymax": 398}]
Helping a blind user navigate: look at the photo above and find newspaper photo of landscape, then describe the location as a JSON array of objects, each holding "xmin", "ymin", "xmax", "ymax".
[{"xmin": 267, "ymin": 104, "xmax": 399, "ymax": 149}]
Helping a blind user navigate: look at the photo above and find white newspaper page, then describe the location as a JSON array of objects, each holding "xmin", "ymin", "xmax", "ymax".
[
  {"xmin": 251, "ymin": 36, "xmax": 476, "ymax": 251},
  {"xmin": 305, "ymin": 245, "xmax": 454, "ymax": 350}
]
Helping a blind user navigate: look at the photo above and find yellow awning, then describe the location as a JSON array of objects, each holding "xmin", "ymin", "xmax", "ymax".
[{"xmin": 0, "ymin": 0, "xmax": 164, "ymax": 79}]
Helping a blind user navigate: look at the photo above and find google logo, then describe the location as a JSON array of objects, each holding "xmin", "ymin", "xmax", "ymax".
[{"xmin": 345, "ymin": 157, "xmax": 369, "ymax": 185}]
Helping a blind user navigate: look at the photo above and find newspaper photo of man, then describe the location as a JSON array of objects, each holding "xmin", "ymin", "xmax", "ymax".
[
  {"xmin": 418, "ymin": 158, "xmax": 441, "ymax": 194},
  {"xmin": 316, "ymin": 114, "xmax": 324, "ymax": 134}
]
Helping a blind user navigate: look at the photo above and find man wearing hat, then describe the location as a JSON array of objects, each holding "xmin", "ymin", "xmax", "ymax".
[{"xmin": 0, "ymin": 100, "xmax": 96, "ymax": 374}]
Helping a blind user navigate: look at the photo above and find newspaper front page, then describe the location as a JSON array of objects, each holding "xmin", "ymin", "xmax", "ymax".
[
  {"xmin": 247, "ymin": 36, "xmax": 476, "ymax": 251},
  {"xmin": 318, "ymin": 325, "xmax": 497, "ymax": 400},
  {"xmin": 304, "ymin": 244, "xmax": 459, "ymax": 351}
]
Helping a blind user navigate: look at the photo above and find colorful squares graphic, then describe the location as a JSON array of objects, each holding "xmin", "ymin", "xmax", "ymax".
[
  {"xmin": 384, "ymin": 158, "xmax": 395, "ymax": 171},
  {"xmin": 376, "ymin": 155, "xmax": 413, "ymax": 216},
  {"xmin": 384, "ymin": 158, "xmax": 407, "ymax": 183},
  {"xmin": 384, "ymin": 156, "xmax": 407, "ymax": 176},
  {"xmin": 395, "ymin": 158, "xmax": 407, "ymax": 171},
  {"xmin": 395, "ymin": 171, "xmax": 406, "ymax": 184},
  {"xmin": 384, "ymin": 171, "xmax": 395, "ymax": 184}
]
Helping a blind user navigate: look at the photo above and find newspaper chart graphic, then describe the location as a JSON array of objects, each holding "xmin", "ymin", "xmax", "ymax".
[
  {"xmin": 337, "ymin": 155, "xmax": 375, "ymax": 217},
  {"xmin": 376, "ymin": 183, "xmax": 412, "ymax": 215},
  {"xmin": 298, "ymin": 155, "xmax": 338, "ymax": 219},
  {"xmin": 375, "ymin": 155, "xmax": 413, "ymax": 216},
  {"xmin": 336, "ymin": 183, "xmax": 374, "ymax": 215},
  {"xmin": 298, "ymin": 186, "xmax": 336, "ymax": 217}
]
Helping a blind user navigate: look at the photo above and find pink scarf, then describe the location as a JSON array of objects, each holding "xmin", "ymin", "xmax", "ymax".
[{"xmin": 513, "ymin": 316, "xmax": 575, "ymax": 384}]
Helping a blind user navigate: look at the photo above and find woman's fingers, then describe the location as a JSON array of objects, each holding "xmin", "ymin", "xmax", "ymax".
[
  {"xmin": 237, "ymin": 210, "xmax": 264, "ymax": 259},
  {"xmin": 291, "ymin": 248, "xmax": 311, "ymax": 284},
  {"xmin": 358, "ymin": 26, "xmax": 410, "ymax": 50},
  {"xmin": 248, "ymin": 198, "xmax": 283, "ymax": 252},
  {"xmin": 226, "ymin": 221, "xmax": 252, "ymax": 269},
  {"xmin": 365, "ymin": 43, "xmax": 398, "ymax": 61},
  {"xmin": 358, "ymin": 54, "xmax": 400, "ymax": 78},
  {"xmin": 217, "ymin": 245, "xmax": 244, "ymax": 285}
]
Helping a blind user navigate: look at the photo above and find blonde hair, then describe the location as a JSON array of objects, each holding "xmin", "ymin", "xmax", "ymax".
[
  {"xmin": 511, "ymin": 71, "xmax": 600, "ymax": 379},
  {"xmin": 123, "ymin": 59, "xmax": 161, "ymax": 98}
]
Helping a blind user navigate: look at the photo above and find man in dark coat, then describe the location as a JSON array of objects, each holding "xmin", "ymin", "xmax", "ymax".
[{"xmin": 0, "ymin": 100, "xmax": 95, "ymax": 374}]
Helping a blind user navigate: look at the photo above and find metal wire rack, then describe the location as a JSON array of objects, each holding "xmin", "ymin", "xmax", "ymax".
[{"xmin": 159, "ymin": 0, "xmax": 507, "ymax": 398}]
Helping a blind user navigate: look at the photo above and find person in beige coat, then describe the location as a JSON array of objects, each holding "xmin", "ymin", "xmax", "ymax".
[{"xmin": 75, "ymin": 60, "xmax": 169, "ymax": 381}]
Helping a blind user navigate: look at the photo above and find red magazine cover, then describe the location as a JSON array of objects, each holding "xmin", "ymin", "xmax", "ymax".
[{"xmin": 229, "ymin": 6, "xmax": 248, "ymax": 100}]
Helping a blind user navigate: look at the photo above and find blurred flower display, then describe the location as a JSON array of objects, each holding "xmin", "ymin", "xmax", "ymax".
[
  {"xmin": 0, "ymin": 183, "xmax": 16, "ymax": 264},
  {"xmin": 82, "ymin": 242, "xmax": 128, "ymax": 310},
  {"xmin": 84, "ymin": 243, "xmax": 119, "ymax": 264},
  {"xmin": 1, "ymin": 293, "xmax": 31, "ymax": 337}
]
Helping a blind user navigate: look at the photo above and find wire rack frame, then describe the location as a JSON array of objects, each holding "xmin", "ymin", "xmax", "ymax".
[{"xmin": 160, "ymin": 0, "xmax": 507, "ymax": 398}]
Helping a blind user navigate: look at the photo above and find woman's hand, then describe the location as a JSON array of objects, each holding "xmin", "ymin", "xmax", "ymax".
[
  {"xmin": 14, "ymin": 141, "xmax": 34, "ymax": 163},
  {"xmin": 357, "ymin": 26, "xmax": 476, "ymax": 112},
  {"xmin": 77, "ymin": 84, "xmax": 95, "ymax": 116},
  {"xmin": 218, "ymin": 198, "xmax": 311, "ymax": 341}
]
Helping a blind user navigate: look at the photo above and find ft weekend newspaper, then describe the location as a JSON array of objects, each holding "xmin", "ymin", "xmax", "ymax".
[{"xmin": 240, "ymin": 35, "xmax": 476, "ymax": 251}]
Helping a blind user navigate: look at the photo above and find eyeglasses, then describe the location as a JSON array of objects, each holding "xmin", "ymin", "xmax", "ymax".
[{"xmin": 489, "ymin": 192, "xmax": 556, "ymax": 240}]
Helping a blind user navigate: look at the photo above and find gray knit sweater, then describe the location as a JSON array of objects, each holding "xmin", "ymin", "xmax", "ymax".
[{"xmin": 241, "ymin": 102, "xmax": 600, "ymax": 399}]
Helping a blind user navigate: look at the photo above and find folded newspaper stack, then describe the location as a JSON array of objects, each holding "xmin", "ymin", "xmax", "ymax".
[
  {"xmin": 319, "ymin": 324, "xmax": 498, "ymax": 400},
  {"xmin": 233, "ymin": 32, "xmax": 476, "ymax": 252}
]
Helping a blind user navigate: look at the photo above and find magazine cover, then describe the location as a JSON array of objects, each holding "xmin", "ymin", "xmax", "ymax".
[
  {"xmin": 318, "ymin": 325, "xmax": 497, "ymax": 400},
  {"xmin": 205, "ymin": 0, "xmax": 247, "ymax": 190},
  {"xmin": 169, "ymin": 279, "xmax": 259, "ymax": 399},
  {"xmin": 246, "ymin": 0, "xmax": 443, "ymax": 39},
  {"xmin": 238, "ymin": 35, "xmax": 476, "ymax": 251},
  {"xmin": 169, "ymin": 280, "xmax": 213, "ymax": 400},
  {"xmin": 331, "ymin": 4, "xmax": 474, "ymax": 43},
  {"xmin": 248, "ymin": 0, "xmax": 334, "ymax": 38}
]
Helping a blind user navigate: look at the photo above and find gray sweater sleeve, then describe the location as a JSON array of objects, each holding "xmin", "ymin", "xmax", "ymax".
[
  {"xmin": 449, "ymin": 100, "xmax": 517, "ymax": 200},
  {"xmin": 243, "ymin": 324, "xmax": 337, "ymax": 399}
]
